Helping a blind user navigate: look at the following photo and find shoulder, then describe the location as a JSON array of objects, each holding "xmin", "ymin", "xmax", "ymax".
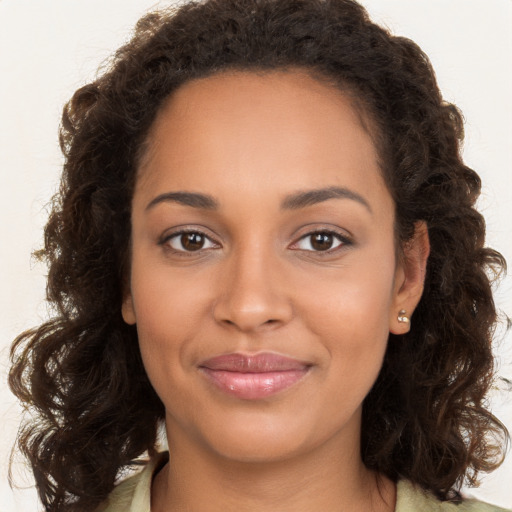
[
  {"xmin": 396, "ymin": 480, "xmax": 511, "ymax": 512},
  {"xmin": 95, "ymin": 452, "xmax": 168, "ymax": 512}
]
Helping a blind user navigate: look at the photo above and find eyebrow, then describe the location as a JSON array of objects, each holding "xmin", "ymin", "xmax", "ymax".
[
  {"xmin": 145, "ymin": 186, "xmax": 371, "ymax": 213},
  {"xmin": 146, "ymin": 191, "xmax": 219, "ymax": 211},
  {"xmin": 281, "ymin": 186, "xmax": 372, "ymax": 213}
]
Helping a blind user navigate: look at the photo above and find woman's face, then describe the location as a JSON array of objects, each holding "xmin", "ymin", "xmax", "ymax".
[{"xmin": 123, "ymin": 70, "xmax": 424, "ymax": 463}]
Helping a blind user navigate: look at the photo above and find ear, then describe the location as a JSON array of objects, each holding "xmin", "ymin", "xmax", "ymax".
[
  {"xmin": 121, "ymin": 292, "xmax": 137, "ymax": 325},
  {"xmin": 389, "ymin": 221, "xmax": 430, "ymax": 334}
]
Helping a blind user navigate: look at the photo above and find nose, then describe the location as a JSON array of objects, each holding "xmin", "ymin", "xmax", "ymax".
[{"xmin": 212, "ymin": 244, "xmax": 293, "ymax": 333}]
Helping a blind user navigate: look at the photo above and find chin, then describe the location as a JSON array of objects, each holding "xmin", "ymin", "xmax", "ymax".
[
  {"xmin": 208, "ymin": 430, "xmax": 312, "ymax": 464},
  {"xmin": 187, "ymin": 405, "xmax": 354, "ymax": 466}
]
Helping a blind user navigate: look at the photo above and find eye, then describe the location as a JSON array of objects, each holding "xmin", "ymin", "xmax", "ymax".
[
  {"xmin": 292, "ymin": 231, "xmax": 347, "ymax": 252},
  {"xmin": 164, "ymin": 231, "xmax": 218, "ymax": 252}
]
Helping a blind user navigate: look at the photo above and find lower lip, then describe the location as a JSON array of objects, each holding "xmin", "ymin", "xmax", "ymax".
[{"xmin": 200, "ymin": 368, "xmax": 309, "ymax": 399}]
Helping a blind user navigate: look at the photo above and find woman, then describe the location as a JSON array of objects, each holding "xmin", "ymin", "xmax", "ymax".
[{"xmin": 9, "ymin": 0, "xmax": 511, "ymax": 510}]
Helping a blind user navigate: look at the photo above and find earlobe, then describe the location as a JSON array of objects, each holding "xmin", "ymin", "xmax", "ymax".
[
  {"xmin": 389, "ymin": 221, "xmax": 430, "ymax": 334},
  {"xmin": 121, "ymin": 293, "xmax": 137, "ymax": 325}
]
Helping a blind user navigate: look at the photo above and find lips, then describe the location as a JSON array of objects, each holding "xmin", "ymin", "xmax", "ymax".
[{"xmin": 198, "ymin": 352, "xmax": 311, "ymax": 399}]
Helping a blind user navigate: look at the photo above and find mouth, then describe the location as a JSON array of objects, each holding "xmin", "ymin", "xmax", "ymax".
[{"xmin": 198, "ymin": 352, "xmax": 312, "ymax": 400}]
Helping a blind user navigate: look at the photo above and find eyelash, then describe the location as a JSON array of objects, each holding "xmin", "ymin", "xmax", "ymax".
[
  {"xmin": 289, "ymin": 229, "xmax": 352, "ymax": 255},
  {"xmin": 159, "ymin": 228, "xmax": 352, "ymax": 256},
  {"xmin": 159, "ymin": 229, "xmax": 219, "ymax": 256}
]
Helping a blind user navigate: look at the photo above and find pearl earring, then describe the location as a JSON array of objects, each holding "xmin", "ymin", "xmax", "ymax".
[{"xmin": 398, "ymin": 309, "xmax": 410, "ymax": 324}]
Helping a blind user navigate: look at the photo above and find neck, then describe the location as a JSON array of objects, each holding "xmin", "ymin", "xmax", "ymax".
[{"xmin": 152, "ymin": 420, "xmax": 396, "ymax": 512}]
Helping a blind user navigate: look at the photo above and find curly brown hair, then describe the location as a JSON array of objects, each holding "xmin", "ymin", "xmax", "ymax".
[{"xmin": 9, "ymin": 0, "xmax": 509, "ymax": 510}]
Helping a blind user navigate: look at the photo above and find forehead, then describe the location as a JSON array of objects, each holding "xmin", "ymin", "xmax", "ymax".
[{"xmin": 135, "ymin": 70, "xmax": 391, "ymax": 217}]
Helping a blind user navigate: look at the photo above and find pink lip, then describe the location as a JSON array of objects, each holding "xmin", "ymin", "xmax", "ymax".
[{"xmin": 199, "ymin": 353, "xmax": 311, "ymax": 400}]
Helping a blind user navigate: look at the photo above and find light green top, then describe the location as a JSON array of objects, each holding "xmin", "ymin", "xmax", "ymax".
[{"xmin": 97, "ymin": 453, "xmax": 511, "ymax": 512}]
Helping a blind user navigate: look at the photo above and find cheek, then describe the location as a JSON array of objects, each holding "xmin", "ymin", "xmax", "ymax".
[
  {"xmin": 131, "ymin": 247, "xmax": 214, "ymax": 331},
  {"xmin": 129, "ymin": 257, "xmax": 214, "ymax": 392},
  {"xmin": 296, "ymin": 252, "xmax": 396, "ymax": 382},
  {"xmin": 299, "ymin": 252, "xmax": 396, "ymax": 334}
]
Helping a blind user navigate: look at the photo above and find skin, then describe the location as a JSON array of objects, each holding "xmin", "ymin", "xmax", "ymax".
[{"xmin": 122, "ymin": 70, "xmax": 429, "ymax": 511}]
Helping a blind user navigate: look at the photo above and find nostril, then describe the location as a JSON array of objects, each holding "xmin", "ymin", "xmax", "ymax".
[{"xmin": 212, "ymin": 288, "xmax": 294, "ymax": 332}]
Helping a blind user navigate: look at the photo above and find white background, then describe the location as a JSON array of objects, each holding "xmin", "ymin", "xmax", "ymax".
[{"xmin": 0, "ymin": 1, "xmax": 510, "ymax": 510}]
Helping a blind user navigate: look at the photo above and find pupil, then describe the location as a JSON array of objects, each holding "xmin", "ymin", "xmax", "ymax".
[
  {"xmin": 182, "ymin": 233, "xmax": 204, "ymax": 251},
  {"xmin": 311, "ymin": 233, "xmax": 333, "ymax": 251}
]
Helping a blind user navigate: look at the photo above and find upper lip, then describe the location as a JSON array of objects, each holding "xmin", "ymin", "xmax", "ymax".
[{"xmin": 199, "ymin": 352, "xmax": 310, "ymax": 373}]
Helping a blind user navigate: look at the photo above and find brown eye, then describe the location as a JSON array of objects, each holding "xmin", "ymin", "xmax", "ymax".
[
  {"xmin": 293, "ymin": 231, "xmax": 346, "ymax": 252},
  {"xmin": 181, "ymin": 233, "xmax": 205, "ymax": 251},
  {"xmin": 166, "ymin": 231, "xmax": 217, "ymax": 252},
  {"xmin": 310, "ymin": 233, "xmax": 334, "ymax": 251}
]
